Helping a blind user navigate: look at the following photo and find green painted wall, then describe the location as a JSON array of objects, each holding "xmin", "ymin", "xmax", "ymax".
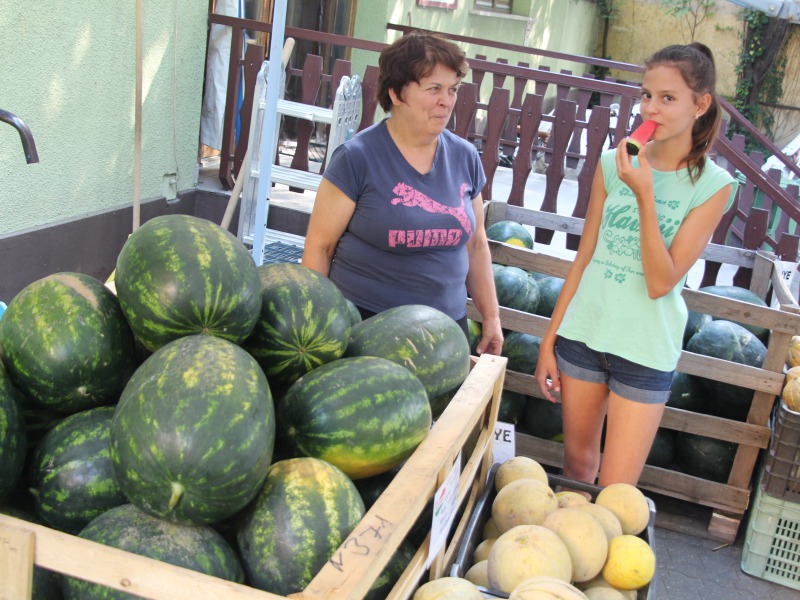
[
  {"xmin": 0, "ymin": 1, "xmax": 208, "ymax": 236},
  {"xmin": 351, "ymin": 0, "xmax": 598, "ymax": 118}
]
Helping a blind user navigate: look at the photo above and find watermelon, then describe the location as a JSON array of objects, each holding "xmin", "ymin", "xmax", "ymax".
[
  {"xmin": 110, "ymin": 335, "xmax": 275, "ymax": 525},
  {"xmin": 699, "ymin": 285, "xmax": 769, "ymax": 341},
  {"xmin": 522, "ymin": 397, "xmax": 563, "ymax": 441},
  {"xmin": 345, "ymin": 305, "xmax": 470, "ymax": 416},
  {"xmin": 666, "ymin": 371, "xmax": 710, "ymax": 414},
  {"xmin": 235, "ymin": 457, "xmax": 365, "ymax": 595},
  {"xmin": 675, "ymin": 432, "xmax": 736, "ymax": 483},
  {"xmin": 626, "ymin": 119, "xmax": 658, "ymax": 155},
  {"xmin": 645, "ymin": 428, "xmax": 677, "ymax": 468},
  {"xmin": 242, "ymin": 263, "xmax": 351, "ymax": 390},
  {"xmin": 354, "ymin": 467, "xmax": 401, "ymax": 511},
  {"xmin": 0, "ymin": 272, "xmax": 136, "ymax": 413},
  {"xmin": 365, "ymin": 540, "xmax": 417, "ymax": 600},
  {"xmin": 686, "ymin": 320, "xmax": 766, "ymax": 421},
  {"xmin": 114, "ymin": 214, "xmax": 261, "ymax": 353},
  {"xmin": 486, "ymin": 220, "xmax": 534, "ymax": 249},
  {"xmin": 278, "ymin": 356, "xmax": 432, "ymax": 479},
  {"xmin": 523, "ymin": 275, "xmax": 541, "ymax": 314},
  {"xmin": 0, "ymin": 361, "xmax": 26, "ymax": 503},
  {"xmin": 493, "ymin": 265, "xmax": 532, "ymax": 312},
  {"xmin": 683, "ymin": 310, "xmax": 712, "ymax": 348},
  {"xmin": 467, "ymin": 318, "xmax": 482, "ymax": 355},
  {"xmin": 62, "ymin": 503, "xmax": 244, "ymax": 599},
  {"xmin": 502, "ymin": 331, "xmax": 542, "ymax": 374},
  {"xmin": 345, "ymin": 298, "xmax": 363, "ymax": 327},
  {"xmin": 30, "ymin": 406, "xmax": 126, "ymax": 534},
  {"xmin": 534, "ymin": 276, "xmax": 564, "ymax": 318},
  {"xmin": 498, "ymin": 390, "xmax": 528, "ymax": 426}
]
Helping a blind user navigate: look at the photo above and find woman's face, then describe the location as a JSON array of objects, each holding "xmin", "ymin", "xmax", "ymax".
[
  {"xmin": 389, "ymin": 63, "xmax": 461, "ymax": 138},
  {"xmin": 639, "ymin": 64, "xmax": 710, "ymax": 146}
]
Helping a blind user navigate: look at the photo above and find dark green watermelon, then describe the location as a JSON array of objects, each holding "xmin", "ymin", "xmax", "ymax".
[
  {"xmin": 354, "ymin": 467, "xmax": 401, "ymax": 511},
  {"xmin": 345, "ymin": 305, "xmax": 470, "ymax": 416},
  {"xmin": 666, "ymin": 371, "xmax": 711, "ymax": 413},
  {"xmin": 242, "ymin": 263, "xmax": 351, "ymax": 390},
  {"xmin": 522, "ymin": 397, "xmax": 563, "ymax": 441},
  {"xmin": 675, "ymin": 432, "xmax": 736, "ymax": 483},
  {"xmin": 494, "ymin": 265, "xmax": 532, "ymax": 312},
  {"xmin": 686, "ymin": 320, "xmax": 766, "ymax": 421},
  {"xmin": 31, "ymin": 406, "xmax": 126, "ymax": 534},
  {"xmin": 645, "ymin": 428, "xmax": 677, "ymax": 468},
  {"xmin": 278, "ymin": 356, "xmax": 432, "ymax": 479},
  {"xmin": 365, "ymin": 539, "xmax": 417, "ymax": 600},
  {"xmin": 114, "ymin": 214, "xmax": 261, "ymax": 352},
  {"xmin": 683, "ymin": 310, "xmax": 712, "ymax": 348},
  {"xmin": 235, "ymin": 457, "xmax": 365, "ymax": 595},
  {"xmin": 0, "ymin": 361, "xmax": 26, "ymax": 503},
  {"xmin": 0, "ymin": 272, "xmax": 136, "ymax": 413},
  {"xmin": 523, "ymin": 276, "xmax": 541, "ymax": 314},
  {"xmin": 467, "ymin": 318, "xmax": 482, "ymax": 355},
  {"xmin": 498, "ymin": 390, "xmax": 528, "ymax": 426},
  {"xmin": 534, "ymin": 276, "xmax": 564, "ymax": 318},
  {"xmin": 699, "ymin": 285, "xmax": 769, "ymax": 341},
  {"xmin": 62, "ymin": 503, "xmax": 244, "ymax": 599},
  {"xmin": 502, "ymin": 331, "xmax": 542, "ymax": 374},
  {"xmin": 110, "ymin": 335, "xmax": 275, "ymax": 525},
  {"xmin": 486, "ymin": 220, "xmax": 534, "ymax": 249},
  {"xmin": 345, "ymin": 298, "xmax": 363, "ymax": 327}
]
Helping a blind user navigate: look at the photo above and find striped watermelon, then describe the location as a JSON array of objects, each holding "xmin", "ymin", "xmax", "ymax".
[
  {"xmin": 243, "ymin": 263, "xmax": 351, "ymax": 390},
  {"xmin": 31, "ymin": 406, "xmax": 127, "ymax": 534},
  {"xmin": 502, "ymin": 331, "xmax": 542, "ymax": 374},
  {"xmin": 486, "ymin": 220, "xmax": 534, "ymax": 249},
  {"xmin": 0, "ymin": 272, "xmax": 136, "ymax": 413},
  {"xmin": 493, "ymin": 265, "xmax": 532, "ymax": 312},
  {"xmin": 236, "ymin": 457, "xmax": 365, "ymax": 595},
  {"xmin": 278, "ymin": 356, "xmax": 432, "ymax": 479},
  {"xmin": 110, "ymin": 335, "xmax": 275, "ymax": 525},
  {"xmin": 62, "ymin": 503, "xmax": 244, "ymax": 599},
  {"xmin": 0, "ymin": 361, "xmax": 26, "ymax": 503},
  {"xmin": 114, "ymin": 214, "xmax": 261, "ymax": 353},
  {"xmin": 345, "ymin": 304, "xmax": 470, "ymax": 416}
]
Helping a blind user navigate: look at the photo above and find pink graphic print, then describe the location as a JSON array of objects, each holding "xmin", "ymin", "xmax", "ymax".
[{"xmin": 388, "ymin": 182, "xmax": 472, "ymax": 248}]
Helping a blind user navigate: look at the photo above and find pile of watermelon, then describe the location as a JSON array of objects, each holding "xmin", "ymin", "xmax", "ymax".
[{"xmin": 0, "ymin": 214, "xmax": 472, "ymax": 597}]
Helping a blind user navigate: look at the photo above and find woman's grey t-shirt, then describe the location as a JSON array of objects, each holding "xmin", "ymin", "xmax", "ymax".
[{"xmin": 322, "ymin": 119, "xmax": 486, "ymax": 320}]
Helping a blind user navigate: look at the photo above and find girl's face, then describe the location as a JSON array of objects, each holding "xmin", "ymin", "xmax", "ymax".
[
  {"xmin": 389, "ymin": 63, "xmax": 461, "ymax": 138},
  {"xmin": 639, "ymin": 64, "xmax": 710, "ymax": 147}
]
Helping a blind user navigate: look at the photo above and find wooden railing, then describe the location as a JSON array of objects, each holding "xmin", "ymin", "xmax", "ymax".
[{"xmin": 208, "ymin": 14, "xmax": 800, "ymax": 288}]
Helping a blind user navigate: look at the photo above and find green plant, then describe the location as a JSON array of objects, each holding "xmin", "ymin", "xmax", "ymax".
[{"xmin": 660, "ymin": 0, "xmax": 716, "ymax": 42}]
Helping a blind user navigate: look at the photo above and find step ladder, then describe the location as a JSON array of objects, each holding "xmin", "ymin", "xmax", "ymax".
[{"xmin": 237, "ymin": 60, "xmax": 362, "ymax": 264}]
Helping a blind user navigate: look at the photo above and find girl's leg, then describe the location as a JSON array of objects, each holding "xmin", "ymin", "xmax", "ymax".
[
  {"xmin": 598, "ymin": 392, "xmax": 665, "ymax": 486},
  {"xmin": 560, "ymin": 372, "xmax": 610, "ymax": 484}
]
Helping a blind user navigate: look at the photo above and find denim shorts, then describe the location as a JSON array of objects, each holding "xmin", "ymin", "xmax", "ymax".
[{"xmin": 555, "ymin": 336, "xmax": 672, "ymax": 404}]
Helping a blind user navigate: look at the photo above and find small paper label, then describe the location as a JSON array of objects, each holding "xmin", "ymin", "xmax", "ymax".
[
  {"xmin": 426, "ymin": 453, "xmax": 461, "ymax": 568},
  {"xmin": 492, "ymin": 421, "xmax": 516, "ymax": 464},
  {"xmin": 773, "ymin": 260, "xmax": 800, "ymax": 307}
]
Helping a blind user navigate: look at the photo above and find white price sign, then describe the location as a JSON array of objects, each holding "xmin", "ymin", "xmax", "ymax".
[
  {"xmin": 493, "ymin": 421, "xmax": 516, "ymax": 464},
  {"xmin": 426, "ymin": 453, "xmax": 461, "ymax": 568}
]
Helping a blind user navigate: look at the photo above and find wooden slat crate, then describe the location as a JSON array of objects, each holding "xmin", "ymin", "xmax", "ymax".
[
  {"xmin": 468, "ymin": 200, "xmax": 800, "ymax": 544},
  {"xmin": 0, "ymin": 353, "xmax": 507, "ymax": 600}
]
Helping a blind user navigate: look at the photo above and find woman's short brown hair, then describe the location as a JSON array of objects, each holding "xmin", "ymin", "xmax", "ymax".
[{"xmin": 377, "ymin": 31, "xmax": 469, "ymax": 113}]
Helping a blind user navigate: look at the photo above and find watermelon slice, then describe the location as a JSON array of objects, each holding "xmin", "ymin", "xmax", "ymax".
[{"xmin": 626, "ymin": 120, "xmax": 658, "ymax": 156}]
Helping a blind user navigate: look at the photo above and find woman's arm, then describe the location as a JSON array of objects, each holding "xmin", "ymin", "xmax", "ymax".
[
  {"xmin": 616, "ymin": 144, "xmax": 731, "ymax": 298},
  {"xmin": 466, "ymin": 195, "xmax": 503, "ymax": 356},
  {"xmin": 301, "ymin": 179, "xmax": 356, "ymax": 277},
  {"xmin": 534, "ymin": 163, "xmax": 607, "ymax": 401}
]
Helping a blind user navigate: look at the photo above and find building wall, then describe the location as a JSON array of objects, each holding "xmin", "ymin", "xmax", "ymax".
[
  {"xmin": 0, "ymin": 1, "xmax": 208, "ymax": 236},
  {"xmin": 350, "ymin": 0, "xmax": 599, "ymax": 116}
]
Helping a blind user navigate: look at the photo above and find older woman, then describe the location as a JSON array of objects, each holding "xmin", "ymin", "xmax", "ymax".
[{"xmin": 301, "ymin": 31, "xmax": 503, "ymax": 356}]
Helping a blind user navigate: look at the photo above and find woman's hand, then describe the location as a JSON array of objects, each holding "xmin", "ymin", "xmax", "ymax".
[
  {"xmin": 476, "ymin": 314, "xmax": 503, "ymax": 356},
  {"xmin": 534, "ymin": 343, "xmax": 560, "ymax": 403},
  {"xmin": 615, "ymin": 140, "xmax": 654, "ymax": 204}
]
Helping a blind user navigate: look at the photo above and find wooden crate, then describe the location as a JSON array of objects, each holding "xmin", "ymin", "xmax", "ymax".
[
  {"xmin": 0, "ymin": 353, "xmax": 507, "ymax": 600},
  {"xmin": 468, "ymin": 200, "xmax": 800, "ymax": 544}
]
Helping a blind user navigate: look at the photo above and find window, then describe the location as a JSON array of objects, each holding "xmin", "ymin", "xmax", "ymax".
[{"xmin": 474, "ymin": 0, "xmax": 512, "ymax": 11}]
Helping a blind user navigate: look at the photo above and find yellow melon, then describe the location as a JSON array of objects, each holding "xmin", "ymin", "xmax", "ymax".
[
  {"xmin": 464, "ymin": 560, "xmax": 490, "ymax": 588},
  {"xmin": 495, "ymin": 456, "xmax": 549, "ymax": 491},
  {"xmin": 474, "ymin": 537, "xmax": 496, "ymax": 563},
  {"xmin": 584, "ymin": 586, "xmax": 630, "ymax": 600},
  {"xmin": 782, "ymin": 376, "xmax": 800, "ymax": 412},
  {"xmin": 578, "ymin": 575, "xmax": 636, "ymax": 600},
  {"xmin": 594, "ymin": 483, "xmax": 650, "ymax": 535},
  {"xmin": 785, "ymin": 365, "xmax": 800, "ymax": 384},
  {"xmin": 541, "ymin": 507, "xmax": 609, "ymax": 582},
  {"xmin": 487, "ymin": 525, "xmax": 573, "ymax": 593},
  {"xmin": 483, "ymin": 516, "xmax": 502, "ymax": 540},
  {"xmin": 412, "ymin": 577, "xmax": 485, "ymax": 599},
  {"xmin": 509, "ymin": 576, "xmax": 589, "ymax": 599},
  {"xmin": 602, "ymin": 535, "xmax": 655, "ymax": 591},
  {"xmin": 574, "ymin": 503, "xmax": 623, "ymax": 542},
  {"xmin": 788, "ymin": 335, "xmax": 800, "ymax": 368}
]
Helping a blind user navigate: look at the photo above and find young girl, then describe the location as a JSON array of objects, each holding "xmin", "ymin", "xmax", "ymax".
[{"xmin": 534, "ymin": 43, "xmax": 736, "ymax": 486}]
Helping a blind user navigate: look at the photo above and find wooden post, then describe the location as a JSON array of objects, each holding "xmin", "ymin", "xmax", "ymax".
[{"xmin": 0, "ymin": 524, "xmax": 34, "ymax": 600}]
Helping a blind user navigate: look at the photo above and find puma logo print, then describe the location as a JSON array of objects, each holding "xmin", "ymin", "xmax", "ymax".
[{"xmin": 391, "ymin": 182, "xmax": 473, "ymax": 236}]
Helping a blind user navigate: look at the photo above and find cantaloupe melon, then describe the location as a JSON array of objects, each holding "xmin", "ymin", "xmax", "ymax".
[
  {"xmin": 464, "ymin": 560, "xmax": 490, "ymax": 588},
  {"xmin": 594, "ymin": 483, "xmax": 650, "ymax": 535},
  {"xmin": 492, "ymin": 478, "xmax": 558, "ymax": 533},
  {"xmin": 495, "ymin": 456, "xmax": 549, "ymax": 491},
  {"xmin": 574, "ymin": 503, "xmax": 623, "ymax": 542},
  {"xmin": 541, "ymin": 507, "xmax": 608, "ymax": 582},
  {"xmin": 474, "ymin": 537, "xmax": 496, "ymax": 563},
  {"xmin": 487, "ymin": 525, "xmax": 572, "ymax": 593},
  {"xmin": 509, "ymin": 576, "xmax": 589, "ymax": 599},
  {"xmin": 413, "ymin": 576, "xmax": 484, "ymax": 599}
]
